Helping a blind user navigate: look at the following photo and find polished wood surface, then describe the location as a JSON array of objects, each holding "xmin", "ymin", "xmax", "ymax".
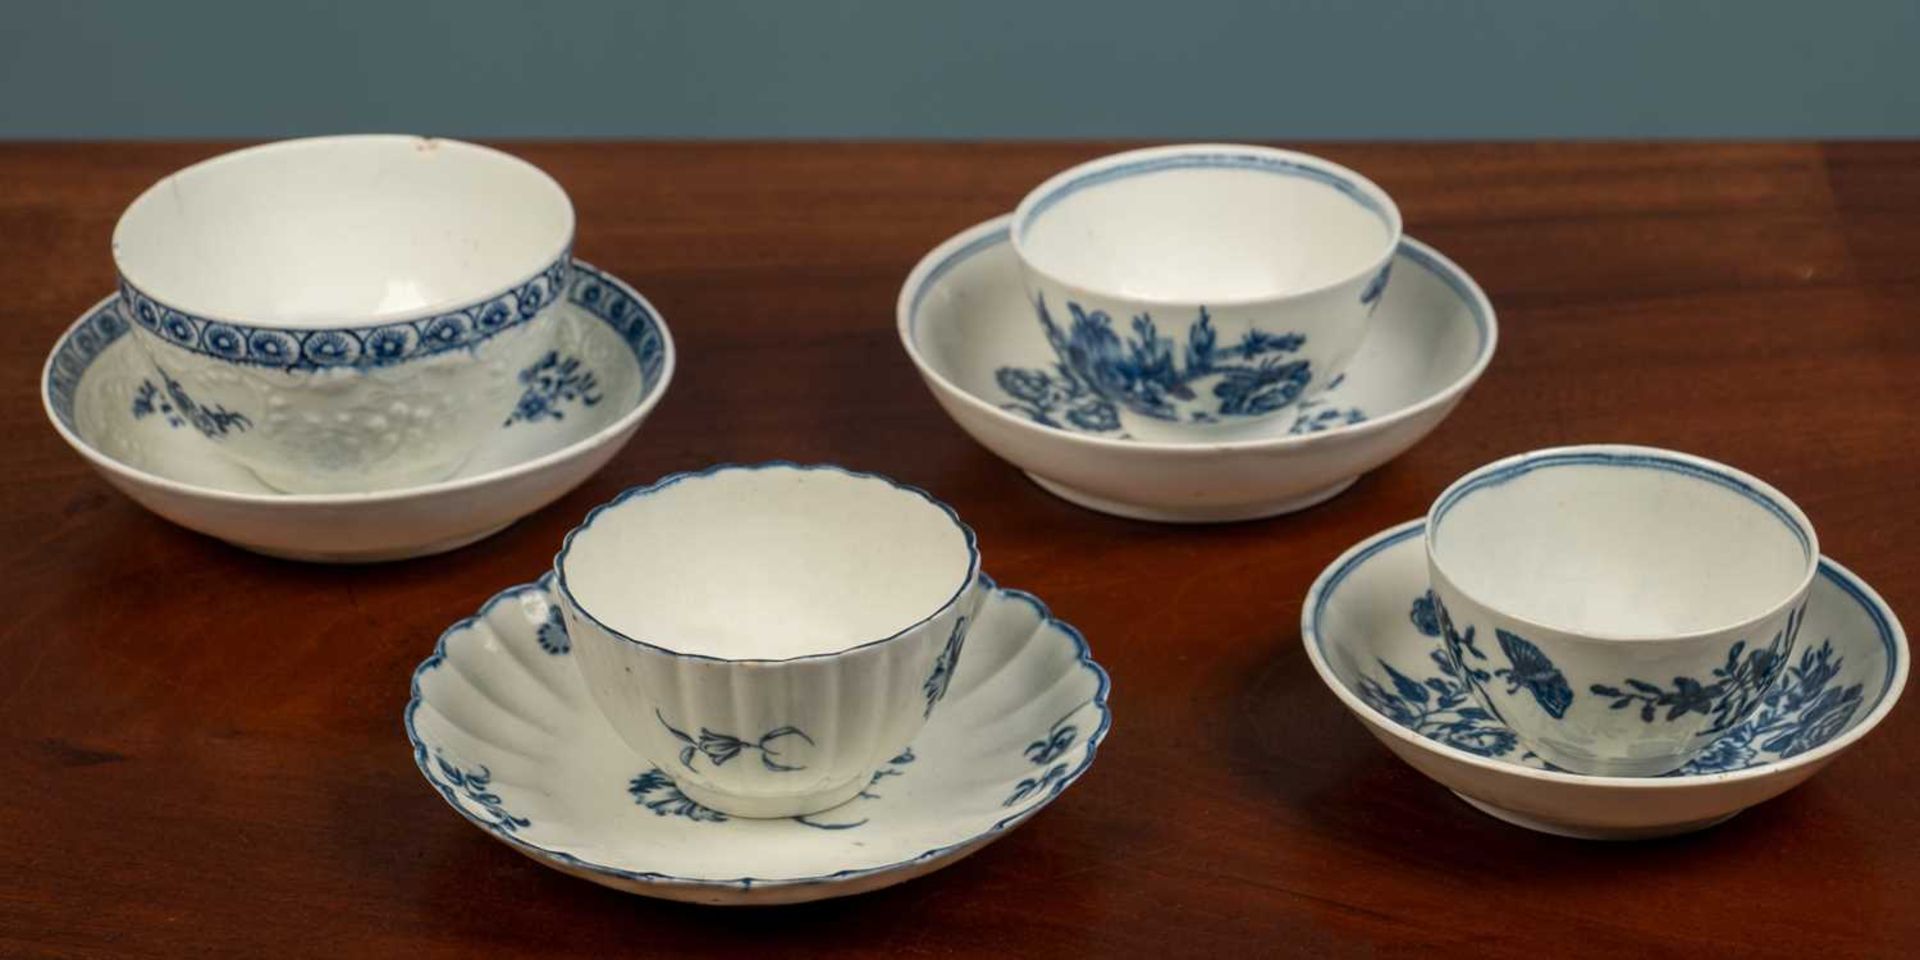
[{"xmin": 2, "ymin": 143, "xmax": 1915, "ymax": 958}]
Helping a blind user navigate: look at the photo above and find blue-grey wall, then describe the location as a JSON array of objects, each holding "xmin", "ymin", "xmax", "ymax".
[{"xmin": 2, "ymin": 0, "xmax": 1916, "ymax": 139}]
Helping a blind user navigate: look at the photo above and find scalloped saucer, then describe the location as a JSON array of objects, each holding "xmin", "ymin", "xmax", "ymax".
[
  {"xmin": 42, "ymin": 259, "xmax": 674, "ymax": 562},
  {"xmin": 1303, "ymin": 520, "xmax": 1908, "ymax": 839},
  {"xmin": 405, "ymin": 574, "xmax": 1111, "ymax": 905}
]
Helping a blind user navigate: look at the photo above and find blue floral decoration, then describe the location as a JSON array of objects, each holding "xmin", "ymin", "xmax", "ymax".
[
  {"xmin": 1371, "ymin": 593, "xmax": 1862, "ymax": 775},
  {"xmin": 1360, "ymin": 262, "xmax": 1392, "ymax": 313},
  {"xmin": 535, "ymin": 605, "xmax": 569, "ymax": 655},
  {"xmin": 434, "ymin": 755, "xmax": 530, "ymax": 833},
  {"xmin": 921, "ymin": 616, "xmax": 968, "ymax": 717},
  {"xmin": 656, "ymin": 709, "xmax": 813, "ymax": 773},
  {"xmin": 1590, "ymin": 604, "xmax": 1803, "ymax": 733},
  {"xmin": 1023, "ymin": 711, "xmax": 1079, "ymax": 765},
  {"xmin": 1004, "ymin": 763, "xmax": 1068, "ymax": 807},
  {"xmin": 130, "ymin": 369, "xmax": 251, "ymax": 439},
  {"xmin": 1430, "ymin": 593, "xmax": 1572, "ymax": 720},
  {"xmin": 504, "ymin": 351, "xmax": 603, "ymax": 426},
  {"xmin": 628, "ymin": 768, "xmax": 727, "ymax": 823}
]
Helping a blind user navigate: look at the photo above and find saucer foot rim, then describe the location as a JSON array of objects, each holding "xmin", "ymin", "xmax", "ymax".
[
  {"xmin": 238, "ymin": 521, "xmax": 514, "ymax": 563},
  {"xmin": 1025, "ymin": 472, "xmax": 1357, "ymax": 522},
  {"xmin": 1451, "ymin": 792, "xmax": 1741, "ymax": 840},
  {"xmin": 675, "ymin": 771, "xmax": 872, "ymax": 820}
]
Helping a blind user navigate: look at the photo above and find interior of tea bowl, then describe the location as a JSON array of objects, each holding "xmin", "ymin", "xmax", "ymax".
[
  {"xmin": 554, "ymin": 463, "xmax": 983, "ymax": 818},
  {"xmin": 1425, "ymin": 445, "xmax": 1820, "ymax": 776},
  {"xmin": 1009, "ymin": 144, "xmax": 1403, "ymax": 441},
  {"xmin": 111, "ymin": 135, "xmax": 577, "ymax": 494}
]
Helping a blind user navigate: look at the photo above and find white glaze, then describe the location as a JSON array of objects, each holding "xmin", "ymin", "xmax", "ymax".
[{"xmin": 554, "ymin": 464, "xmax": 984, "ymax": 818}]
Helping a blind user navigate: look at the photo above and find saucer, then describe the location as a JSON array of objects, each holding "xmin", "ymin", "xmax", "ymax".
[
  {"xmin": 898, "ymin": 216, "xmax": 1496, "ymax": 522},
  {"xmin": 1303, "ymin": 520, "xmax": 1909, "ymax": 839},
  {"xmin": 405, "ymin": 573, "xmax": 1111, "ymax": 905},
  {"xmin": 42, "ymin": 259, "xmax": 674, "ymax": 562}
]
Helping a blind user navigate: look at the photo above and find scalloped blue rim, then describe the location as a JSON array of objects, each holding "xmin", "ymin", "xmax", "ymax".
[
  {"xmin": 43, "ymin": 257, "xmax": 667, "ymax": 435},
  {"xmin": 403, "ymin": 571, "xmax": 1112, "ymax": 895},
  {"xmin": 1308, "ymin": 520, "xmax": 1902, "ymax": 780},
  {"xmin": 552, "ymin": 461, "xmax": 983, "ymax": 664}
]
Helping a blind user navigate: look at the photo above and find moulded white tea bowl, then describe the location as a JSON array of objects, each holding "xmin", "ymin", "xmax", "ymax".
[
  {"xmin": 1425, "ymin": 446, "xmax": 1821, "ymax": 776},
  {"xmin": 43, "ymin": 258, "xmax": 674, "ymax": 562},
  {"xmin": 899, "ymin": 215, "xmax": 1496, "ymax": 522},
  {"xmin": 553, "ymin": 463, "xmax": 985, "ymax": 818},
  {"xmin": 112, "ymin": 134, "xmax": 575, "ymax": 494},
  {"xmin": 1010, "ymin": 144, "xmax": 1402, "ymax": 441}
]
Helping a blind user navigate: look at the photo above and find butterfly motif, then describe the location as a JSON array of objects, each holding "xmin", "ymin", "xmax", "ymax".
[{"xmin": 1494, "ymin": 629, "xmax": 1575, "ymax": 719}]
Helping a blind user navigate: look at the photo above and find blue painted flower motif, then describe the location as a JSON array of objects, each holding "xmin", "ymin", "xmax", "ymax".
[
  {"xmin": 515, "ymin": 277, "xmax": 549, "ymax": 317},
  {"xmin": 246, "ymin": 330, "xmax": 298, "ymax": 365},
  {"xmin": 436, "ymin": 755, "xmax": 529, "ymax": 832},
  {"xmin": 504, "ymin": 352, "xmax": 603, "ymax": 426},
  {"xmin": 628, "ymin": 768, "xmax": 727, "ymax": 823},
  {"xmin": 201, "ymin": 323, "xmax": 246, "ymax": 359},
  {"xmin": 791, "ymin": 749, "xmax": 920, "ymax": 830},
  {"xmin": 1591, "ymin": 605, "xmax": 1801, "ymax": 731},
  {"xmin": 423, "ymin": 313, "xmax": 471, "ymax": 347},
  {"xmin": 535, "ymin": 605, "xmax": 569, "ymax": 655},
  {"xmin": 363, "ymin": 325, "xmax": 417, "ymax": 364},
  {"xmin": 921, "ymin": 616, "xmax": 968, "ymax": 717},
  {"xmin": 131, "ymin": 370, "xmax": 251, "ymax": 438},
  {"xmin": 1028, "ymin": 296, "xmax": 1315, "ymax": 425},
  {"xmin": 656, "ymin": 709, "xmax": 814, "ymax": 772},
  {"xmin": 1360, "ymin": 262, "xmax": 1392, "ymax": 313},
  {"xmin": 1374, "ymin": 594, "xmax": 1863, "ymax": 775},
  {"xmin": 300, "ymin": 329, "xmax": 360, "ymax": 366},
  {"xmin": 159, "ymin": 311, "xmax": 198, "ymax": 345},
  {"xmin": 475, "ymin": 300, "xmax": 514, "ymax": 331},
  {"xmin": 1024, "ymin": 717, "xmax": 1078, "ymax": 765},
  {"xmin": 992, "ymin": 364, "xmax": 1123, "ymax": 435},
  {"xmin": 1004, "ymin": 763, "xmax": 1068, "ymax": 807}
]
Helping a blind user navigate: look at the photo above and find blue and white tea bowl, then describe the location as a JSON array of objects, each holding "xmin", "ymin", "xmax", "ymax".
[
  {"xmin": 407, "ymin": 572, "xmax": 1109, "ymax": 904},
  {"xmin": 1306, "ymin": 520, "xmax": 1906, "ymax": 839},
  {"xmin": 1426, "ymin": 446, "xmax": 1820, "ymax": 776},
  {"xmin": 43, "ymin": 259, "xmax": 673, "ymax": 562},
  {"xmin": 554, "ymin": 463, "xmax": 985, "ymax": 818},
  {"xmin": 1011, "ymin": 145, "xmax": 1401, "ymax": 441},
  {"xmin": 899, "ymin": 215, "xmax": 1495, "ymax": 522},
  {"xmin": 111, "ymin": 135, "xmax": 576, "ymax": 493}
]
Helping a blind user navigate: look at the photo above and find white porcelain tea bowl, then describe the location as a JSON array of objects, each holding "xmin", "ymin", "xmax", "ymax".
[
  {"xmin": 899, "ymin": 215, "xmax": 1496, "ymax": 523},
  {"xmin": 1425, "ymin": 446, "xmax": 1821, "ymax": 776},
  {"xmin": 553, "ymin": 463, "xmax": 985, "ymax": 818},
  {"xmin": 407, "ymin": 571, "xmax": 1109, "ymax": 904},
  {"xmin": 43, "ymin": 259, "xmax": 674, "ymax": 562},
  {"xmin": 1010, "ymin": 144, "xmax": 1402, "ymax": 441},
  {"xmin": 1306, "ymin": 520, "xmax": 1907, "ymax": 840},
  {"xmin": 112, "ymin": 135, "xmax": 575, "ymax": 493}
]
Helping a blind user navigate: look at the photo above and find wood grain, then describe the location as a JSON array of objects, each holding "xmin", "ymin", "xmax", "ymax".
[{"xmin": 0, "ymin": 142, "xmax": 1915, "ymax": 959}]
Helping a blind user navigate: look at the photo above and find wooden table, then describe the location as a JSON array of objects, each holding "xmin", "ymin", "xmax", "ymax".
[{"xmin": 2, "ymin": 143, "xmax": 1915, "ymax": 958}]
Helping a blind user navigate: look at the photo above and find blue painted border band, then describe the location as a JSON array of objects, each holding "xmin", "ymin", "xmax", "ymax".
[
  {"xmin": 1017, "ymin": 151, "xmax": 1392, "ymax": 238},
  {"xmin": 45, "ymin": 257, "xmax": 668, "ymax": 434},
  {"xmin": 403, "ymin": 572, "xmax": 1113, "ymax": 894},
  {"xmin": 1430, "ymin": 450, "xmax": 1815, "ymax": 561},
  {"xmin": 1309, "ymin": 522, "xmax": 1900, "ymax": 775}
]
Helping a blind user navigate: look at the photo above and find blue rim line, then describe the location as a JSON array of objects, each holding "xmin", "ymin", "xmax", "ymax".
[
  {"xmin": 1016, "ymin": 151, "xmax": 1392, "ymax": 237},
  {"xmin": 402, "ymin": 571, "xmax": 1114, "ymax": 893},
  {"xmin": 552, "ymin": 462, "xmax": 982, "ymax": 665},
  {"xmin": 1430, "ymin": 451, "xmax": 1815, "ymax": 561},
  {"xmin": 1309, "ymin": 521, "xmax": 1901, "ymax": 777}
]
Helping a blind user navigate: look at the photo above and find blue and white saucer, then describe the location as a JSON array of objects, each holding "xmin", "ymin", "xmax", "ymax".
[
  {"xmin": 405, "ymin": 574, "xmax": 1111, "ymax": 905},
  {"xmin": 42, "ymin": 259, "xmax": 674, "ymax": 561},
  {"xmin": 1303, "ymin": 520, "xmax": 1909, "ymax": 839}
]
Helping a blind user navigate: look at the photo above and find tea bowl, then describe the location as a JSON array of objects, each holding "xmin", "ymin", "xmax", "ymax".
[
  {"xmin": 1425, "ymin": 446, "xmax": 1820, "ymax": 776},
  {"xmin": 553, "ymin": 463, "xmax": 984, "ymax": 818},
  {"xmin": 1305, "ymin": 520, "xmax": 1906, "ymax": 839},
  {"xmin": 1010, "ymin": 144, "xmax": 1401, "ymax": 441},
  {"xmin": 44, "ymin": 258, "xmax": 673, "ymax": 562},
  {"xmin": 112, "ymin": 134, "xmax": 575, "ymax": 494},
  {"xmin": 899, "ymin": 215, "xmax": 1495, "ymax": 522}
]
